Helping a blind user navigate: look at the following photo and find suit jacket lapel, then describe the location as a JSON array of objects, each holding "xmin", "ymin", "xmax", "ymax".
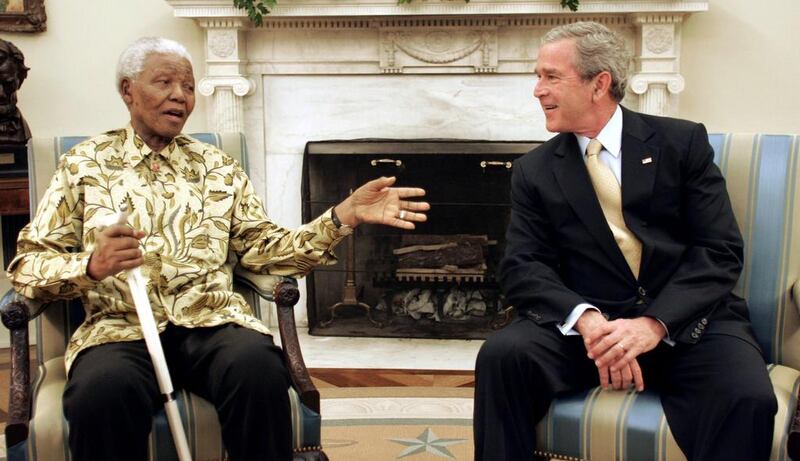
[
  {"xmin": 620, "ymin": 107, "xmax": 658, "ymax": 276},
  {"xmin": 552, "ymin": 134, "xmax": 632, "ymax": 274}
]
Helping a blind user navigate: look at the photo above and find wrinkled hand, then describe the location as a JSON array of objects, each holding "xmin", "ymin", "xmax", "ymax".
[
  {"xmin": 87, "ymin": 224, "xmax": 145, "ymax": 280},
  {"xmin": 334, "ymin": 176, "xmax": 430, "ymax": 229},
  {"xmin": 575, "ymin": 310, "xmax": 651, "ymax": 391}
]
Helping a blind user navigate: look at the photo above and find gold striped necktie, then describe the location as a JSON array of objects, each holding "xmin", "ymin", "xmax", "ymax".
[{"xmin": 585, "ymin": 139, "xmax": 642, "ymax": 278}]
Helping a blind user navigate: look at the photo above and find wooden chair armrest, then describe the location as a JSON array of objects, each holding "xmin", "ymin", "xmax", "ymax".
[
  {"xmin": 232, "ymin": 266, "xmax": 285, "ymax": 302},
  {"xmin": 0, "ymin": 288, "xmax": 47, "ymax": 321},
  {"xmin": 232, "ymin": 268, "xmax": 320, "ymax": 414},
  {"xmin": 0, "ymin": 289, "xmax": 34, "ymax": 447}
]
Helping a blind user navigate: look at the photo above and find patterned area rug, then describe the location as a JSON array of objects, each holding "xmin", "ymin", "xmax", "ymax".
[
  {"xmin": 0, "ymin": 389, "xmax": 474, "ymax": 461},
  {"xmin": 320, "ymin": 387, "xmax": 474, "ymax": 460}
]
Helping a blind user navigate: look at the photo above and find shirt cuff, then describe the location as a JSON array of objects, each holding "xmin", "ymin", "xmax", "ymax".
[
  {"xmin": 558, "ymin": 303, "xmax": 600, "ymax": 336},
  {"xmin": 653, "ymin": 317, "xmax": 676, "ymax": 346},
  {"xmin": 74, "ymin": 251, "xmax": 103, "ymax": 289}
]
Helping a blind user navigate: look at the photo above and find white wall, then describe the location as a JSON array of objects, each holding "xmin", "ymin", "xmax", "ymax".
[
  {"xmin": 3, "ymin": 0, "xmax": 208, "ymax": 137},
  {"xmin": 680, "ymin": 0, "xmax": 800, "ymax": 133}
]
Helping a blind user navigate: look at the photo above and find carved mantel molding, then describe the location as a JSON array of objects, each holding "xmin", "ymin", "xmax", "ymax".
[
  {"xmin": 165, "ymin": 0, "xmax": 708, "ymax": 128},
  {"xmin": 166, "ymin": 0, "xmax": 708, "ymax": 18}
]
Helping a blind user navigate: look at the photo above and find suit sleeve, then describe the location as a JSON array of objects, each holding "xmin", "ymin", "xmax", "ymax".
[
  {"xmin": 499, "ymin": 158, "xmax": 587, "ymax": 325},
  {"xmin": 646, "ymin": 123, "xmax": 744, "ymax": 340}
]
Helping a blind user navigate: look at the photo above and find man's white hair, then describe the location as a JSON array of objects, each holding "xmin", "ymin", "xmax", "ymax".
[{"xmin": 115, "ymin": 37, "xmax": 193, "ymax": 95}]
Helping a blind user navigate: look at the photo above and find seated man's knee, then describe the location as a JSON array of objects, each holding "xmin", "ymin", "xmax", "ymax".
[
  {"xmin": 222, "ymin": 344, "xmax": 289, "ymax": 395},
  {"xmin": 711, "ymin": 375, "xmax": 777, "ymax": 418},
  {"xmin": 477, "ymin": 329, "xmax": 527, "ymax": 371},
  {"xmin": 738, "ymin": 382, "xmax": 778, "ymax": 416}
]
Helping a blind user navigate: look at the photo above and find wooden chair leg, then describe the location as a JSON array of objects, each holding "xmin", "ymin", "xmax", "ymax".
[
  {"xmin": 788, "ymin": 396, "xmax": 800, "ymax": 459},
  {"xmin": 293, "ymin": 451, "xmax": 329, "ymax": 461}
]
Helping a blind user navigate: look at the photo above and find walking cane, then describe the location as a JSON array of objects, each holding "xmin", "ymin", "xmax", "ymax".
[{"xmin": 105, "ymin": 205, "xmax": 193, "ymax": 461}]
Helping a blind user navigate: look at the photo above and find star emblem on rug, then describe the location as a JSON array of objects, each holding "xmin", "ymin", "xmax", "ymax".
[{"xmin": 388, "ymin": 427, "xmax": 466, "ymax": 459}]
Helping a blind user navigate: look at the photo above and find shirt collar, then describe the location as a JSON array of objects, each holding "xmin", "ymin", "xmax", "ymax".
[
  {"xmin": 575, "ymin": 105, "xmax": 623, "ymax": 158},
  {"xmin": 123, "ymin": 123, "xmax": 179, "ymax": 169}
]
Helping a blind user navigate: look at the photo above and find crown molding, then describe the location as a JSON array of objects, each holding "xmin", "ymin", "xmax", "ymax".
[{"xmin": 165, "ymin": 0, "xmax": 708, "ymax": 21}]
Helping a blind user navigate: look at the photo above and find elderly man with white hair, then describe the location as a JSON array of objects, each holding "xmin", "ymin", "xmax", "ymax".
[{"xmin": 6, "ymin": 36, "xmax": 429, "ymax": 461}]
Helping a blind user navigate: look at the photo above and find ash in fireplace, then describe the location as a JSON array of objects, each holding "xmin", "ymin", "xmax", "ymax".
[{"xmin": 375, "ymin": 287, "xmax": 492, "ymax": 322}]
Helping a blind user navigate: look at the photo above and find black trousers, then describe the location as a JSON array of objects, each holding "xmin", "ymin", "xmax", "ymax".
[
  {"xmin": 63, "ymin": 323, "xmax": 292, "ymax": 461},
  {"xmin": 473, "ymin": 315, "xmax": 777, "ymax": 461}
]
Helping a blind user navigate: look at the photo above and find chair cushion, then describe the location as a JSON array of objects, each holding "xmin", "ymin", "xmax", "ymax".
[
  {"xmin": 534, "ymin": 364, "xmax": 800, "ymax": 461},
  {"xmin": 10, "ymin": 356, "xmax": 321, "ymax": 461}
]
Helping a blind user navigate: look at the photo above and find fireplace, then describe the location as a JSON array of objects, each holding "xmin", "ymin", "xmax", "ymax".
[
  {"xmin": 166, "ymin": 0, "xmax": 707, "ymax": 333},
  {"xmin": 302, "ymin": 140, "xmax": 539, "ymax": 339}
]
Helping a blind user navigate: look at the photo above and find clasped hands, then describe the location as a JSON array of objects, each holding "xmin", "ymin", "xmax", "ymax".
[{"xmin": 575, "ymin": 310, "xmax": 667, "ymax": 392}]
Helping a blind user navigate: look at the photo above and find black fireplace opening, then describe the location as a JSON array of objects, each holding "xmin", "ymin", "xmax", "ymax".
[{"xmin": 302, "ymin": 140, "xmax": 540, "ymax": 340}]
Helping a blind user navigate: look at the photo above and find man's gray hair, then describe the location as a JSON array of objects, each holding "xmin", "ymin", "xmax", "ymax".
[
  {"xmin": 116, "ymin": 37, "xmax": 193, "ymax": 95},
  {"xmin": 542, "ymin": 21, "xmax": 631, "ymax": 102}
]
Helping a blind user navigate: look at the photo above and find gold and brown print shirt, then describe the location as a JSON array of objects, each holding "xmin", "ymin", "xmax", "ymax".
[{"xmin": 7, "ymin": 125, "xmax": 350, "ymax": 372}]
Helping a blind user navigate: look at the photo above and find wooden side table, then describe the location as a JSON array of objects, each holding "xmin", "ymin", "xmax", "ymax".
[{"xmin": 0, "ymin": 177, "xmax": 30, "ymax": 268}]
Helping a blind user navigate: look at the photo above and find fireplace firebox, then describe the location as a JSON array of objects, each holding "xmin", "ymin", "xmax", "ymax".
[{"xmin": 302, "ymin": 140, "xmax": 540, "ymax": 339}]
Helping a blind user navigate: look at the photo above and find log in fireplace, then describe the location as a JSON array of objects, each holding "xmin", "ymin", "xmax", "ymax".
[{"xmin": 302, "ymin": 140, "xmax": 540, "ymax": 339}]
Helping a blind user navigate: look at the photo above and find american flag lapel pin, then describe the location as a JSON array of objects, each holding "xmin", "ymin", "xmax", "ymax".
[{"xmin": 642, "ymin": 157, "xmax": 653, "ymax": 165}]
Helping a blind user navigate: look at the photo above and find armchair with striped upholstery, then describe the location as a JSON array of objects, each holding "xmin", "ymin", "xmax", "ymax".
[
  {"xmin": 0, "ymin": 133, "xmax": 328, "ymax": 461},
  {"xmin": 534, "ymin": 134, "xmax": 800, "ymax": 461}
]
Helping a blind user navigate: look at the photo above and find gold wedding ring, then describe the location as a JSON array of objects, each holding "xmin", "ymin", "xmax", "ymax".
[{"xmin": 616, "ymin": 342, "xmax": 626, "ymax": 351}]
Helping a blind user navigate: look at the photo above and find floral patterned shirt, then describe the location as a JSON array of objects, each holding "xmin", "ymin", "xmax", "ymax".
[{"xmin": 7, "ymin": 125, "xmax": 350, "ymax": 372}]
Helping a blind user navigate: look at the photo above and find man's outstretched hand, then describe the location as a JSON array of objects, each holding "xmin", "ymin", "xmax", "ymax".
[{"xmin": 333, "ymin": 176, "xmax": 430, "ymax": 229}]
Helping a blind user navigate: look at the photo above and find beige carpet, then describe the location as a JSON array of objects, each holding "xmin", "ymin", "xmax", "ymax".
[{"xmin": 320, "ymin": 387, "xmax": 474, "ymax": 460}]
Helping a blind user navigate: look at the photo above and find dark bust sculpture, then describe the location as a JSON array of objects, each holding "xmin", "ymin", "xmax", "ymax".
[{"xmin": 0, "ymin": 38, "xmax": 31, "ymax": 144}]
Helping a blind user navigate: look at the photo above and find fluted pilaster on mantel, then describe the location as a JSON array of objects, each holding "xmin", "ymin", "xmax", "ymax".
[
  {"xmin": 199, "ymin": 77, "xmax": 255, "ymax": 132},
  {"xmin": 630, "ymin": 13, "xmax": 686, "ymax": 116},
  {"xmin": 630, "ymin": 74, "xmax": 685, "ymax": 116},
  {"xmin": 197, "ymin": 20, "xmax": 253, "ymax": 132}
]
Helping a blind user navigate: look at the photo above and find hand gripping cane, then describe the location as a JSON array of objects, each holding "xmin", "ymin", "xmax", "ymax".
[{"xmin": 106, "ymin": 205, "xmax": 192, "ymax": 461}]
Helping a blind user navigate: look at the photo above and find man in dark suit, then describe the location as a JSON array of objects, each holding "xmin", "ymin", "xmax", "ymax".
[{"xmin": 473, "ymin": 21, "xmax": 777, "ymax": 461}]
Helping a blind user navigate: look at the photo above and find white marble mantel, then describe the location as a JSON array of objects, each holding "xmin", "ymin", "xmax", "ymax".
[
  {"xmin": 166, "ymin": 0, "xmax": 708, "ymax": 125},
  {"xmin": 166, "ymin": 0, "xmax": 707, "ymax": 329}
]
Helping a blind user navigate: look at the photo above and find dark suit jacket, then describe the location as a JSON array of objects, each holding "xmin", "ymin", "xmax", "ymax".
[{"xmin": 499, "ymin": 107, "xmax": 757, "ymax": 347}]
